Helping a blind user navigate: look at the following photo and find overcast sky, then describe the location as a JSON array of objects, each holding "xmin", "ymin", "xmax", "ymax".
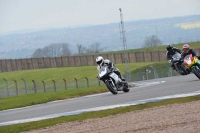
[{"xmin": 0, "ymin": 0, "xmax": 200, "ymax": 34}]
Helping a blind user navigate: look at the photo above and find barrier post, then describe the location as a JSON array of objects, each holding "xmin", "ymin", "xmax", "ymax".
[
  {"xmin": 85, "ymin": 77, "xmax": 89, "ymax": 88},
  {"xmin": 21, "ymin": 78, "xmax": 27, "ymax": 94},
  {"xmin": 74, "ymin": 78, "xmax": 78, "ymax": 88},
  {"xmin": 52, "ymin": 80, "xmax": 56, "ymax": 92},
  {"xmin": 14, "ymin": 80, "xmax": 18, "ymax": 96},
  {"xmin": 32, "ymin": 80, "xmax": 37, "ymax": 93},
  {"xmin": 42, "ymin": 80, "xmax": 46, "ymax": 92},
  {"xmin": 3, "ymin": 78, "xmax": 9, "ymax": 97},
  {"xmin": 63, "ymin": 79, "xmax": 67, "ymax": 90},
  {"xmin": 97, "ymin": 77, "xmax": 101, "ymax": 86}
]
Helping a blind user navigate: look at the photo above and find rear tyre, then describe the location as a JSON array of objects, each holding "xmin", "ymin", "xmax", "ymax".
[
  {"xmin": 105, "ymin": 81, "xmax": 118, "ymax": 95},
  {"xmin": 192, "ymin": 68, "xmax": 200, "ymax": 79},
  {"xmin": 123, "ymin": 82, "xmax": 130, "ymax": 92}
]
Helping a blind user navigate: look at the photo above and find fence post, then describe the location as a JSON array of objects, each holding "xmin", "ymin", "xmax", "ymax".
[
  {"xmin": 97, "ymin": 77, "xmax": 101, "ymax": 86},
  {"xmin": 3, "ymin": 78, "xmax": 9, "ymax": 97},
  {"xmin": 42, "ymin": 80, "xmax": 46, "ymax": 92},
  {"xmin": 14, "ymin": 80, "xmax": 18, "ymax": 96},
  {"xmin": 137, "ymin": 69, "xmax": 144, "ymax": 80},
  {"xmin": 85, "ymin": 77, "xmax": 89, "ymax": 88},
  {"xmin": 63, "ymin": 79, "xmax": 67, "ymax": 90},
  {"xmin": 32, "ymin": 80, "xmax": 37, "ymax": 93},
  {"xmin": 145, "ymin": 68, "xmax": 149, "ymax": 80},
  {"xmin": 21, "ymin": 78, "xmax": 27, "ymax": 94},
  {"xmin": 74, "ymin": 78, "xmax": 78, "ymax": 88},
  {"xmin": 164, "ymin": 64, "xmax": 172, "ymax": 77},
  {"xmin": 52, "ymin": 80, "xmax": 56, "ymax": 92},
  {"xmin": 150, "ymin": 66, "xmax": 159, "ymax": 79}
]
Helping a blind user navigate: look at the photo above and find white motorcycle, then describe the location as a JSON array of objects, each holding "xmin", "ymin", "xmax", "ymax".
[{"xmin": 98, "ymin": 65, "xmax": 129, "ymax": 94}]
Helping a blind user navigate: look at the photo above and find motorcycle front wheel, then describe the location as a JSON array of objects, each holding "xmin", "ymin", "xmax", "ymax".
[
  {"xmin": 192, "ymin": 68, "xmax": 200, "ymax": 79},
  {"xmin": 180, "ymin": 64, "xmax": 188, "ymax": 75},
  {"xmin": 105, "ymin": 80, "xmax": 118, "ymax": 95}
]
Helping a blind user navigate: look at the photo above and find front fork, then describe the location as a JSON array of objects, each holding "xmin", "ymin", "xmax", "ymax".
[{"xmin": 106, "ymin": 78, "xmax": 116, "ymax": 88}]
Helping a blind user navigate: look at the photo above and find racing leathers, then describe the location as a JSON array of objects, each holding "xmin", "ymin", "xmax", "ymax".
[
  {"xmin": 97, "ymin": 59, "xmax": 125, "ymax": 81},
  {"xmin": 181, "ymin": 49, "xmax": 199, "ymax": 60}
]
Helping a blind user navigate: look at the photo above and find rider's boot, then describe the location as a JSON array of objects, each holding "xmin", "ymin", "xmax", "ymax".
[{"xmin": 114, "ymin": 70, "xmax": 125, "ymax": 81}]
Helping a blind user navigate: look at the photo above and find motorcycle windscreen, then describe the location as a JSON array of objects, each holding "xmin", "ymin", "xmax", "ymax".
[
  {"xmin": 99, "ymin": 66, "xmax": 107, "ymax": 78},
  {"xmin": 172, "ymin": 53, "xmax": 181, "ymax": 61}
]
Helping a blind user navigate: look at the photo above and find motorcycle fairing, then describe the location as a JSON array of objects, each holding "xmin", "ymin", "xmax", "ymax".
[{"xmin": 184, "ymin": 54, "xmax": 198, "ymax": 68}]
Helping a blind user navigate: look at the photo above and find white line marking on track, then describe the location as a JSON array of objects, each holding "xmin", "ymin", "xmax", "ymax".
[{"xmin": 1, "ymin": 89, "xmax": 200, "ymax": 126}]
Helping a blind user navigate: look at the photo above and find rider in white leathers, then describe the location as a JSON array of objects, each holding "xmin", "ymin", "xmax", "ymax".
[{"xmin": 96, "ymin": 56, "xmax": 125, "ymax": 81}]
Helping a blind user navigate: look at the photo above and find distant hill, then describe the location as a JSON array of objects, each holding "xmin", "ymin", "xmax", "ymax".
[{"xmin": 0, "ymin": 15, "xmax": 200, "ymax": 59}]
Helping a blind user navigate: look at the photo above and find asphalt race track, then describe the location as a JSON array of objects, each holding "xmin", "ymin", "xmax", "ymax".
[{"xmin": 0, "ymin": 74, "xmax": 200, "ymax": 126}]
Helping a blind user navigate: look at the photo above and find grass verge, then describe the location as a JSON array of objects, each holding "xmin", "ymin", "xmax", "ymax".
[
  {"xmin": 1, "ymin": 94, "xmax": 200, "ymax": 133},
  {"xmin": 0, "ymin": 86, "xmax": 108, "ymax": 111}
]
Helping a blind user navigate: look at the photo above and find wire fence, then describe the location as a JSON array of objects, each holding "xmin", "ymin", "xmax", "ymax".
[
  {"xmin": 0, "ymin": 67, "xmax": 179, "ymax": 98},
  {"xmin": 0, "ymin": 78, "xmax": 104, "ymax": 98},
  {"xmin": 130, "ymin": 68, "xmax": 179, "ymax": 81}
]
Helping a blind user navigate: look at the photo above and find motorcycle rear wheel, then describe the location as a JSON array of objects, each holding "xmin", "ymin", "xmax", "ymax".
[
  {"xmin": 123, "ymin": 82, "xmax": 130, "ymax": 92},
  {"xmin": 105, "ymin": 81, "xmax": 118, "ymax": 94}
]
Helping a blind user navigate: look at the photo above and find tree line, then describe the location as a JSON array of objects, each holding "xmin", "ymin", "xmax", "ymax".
[
  {"xmin": 32, "ymin": 35, "xmax": 162, "ymax": 58},
  {"xmin": 32, "ymin": 42, "xmax": 104, "ymax": 58}
]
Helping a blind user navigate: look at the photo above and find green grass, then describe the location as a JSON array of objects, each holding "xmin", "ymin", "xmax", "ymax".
[
  {"xmin": 1, "ymin": 94, "xmax": 199, "ymax": 133},
  {"xmin": 0, "ymin": 62, "xmax": 156, "ymax": 110},
  {"xmin": 0, "ymin": 86, "xmax": 108, "ymax": 111},
  {"xmin": 129, "ymin": 61, "xmax": 180, "ymax": 81},
  {"xmin": 0, "ymin": 62, "xmax": 174, "ymax": 111},
  {"xmin": 0, "ymin": 62, "xmax": 154, "ymax": 82},
  {"xmin": 0, "ymin": 62, "xmax": 154, "ymax": 97}
]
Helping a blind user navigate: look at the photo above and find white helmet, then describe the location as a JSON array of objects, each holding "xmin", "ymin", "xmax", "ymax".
[{"xmin": 96, "ymin": 56, "xmax": 104, "ymax": 66}]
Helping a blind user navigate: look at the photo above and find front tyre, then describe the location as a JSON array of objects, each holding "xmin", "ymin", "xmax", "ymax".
[
  {"xmin": 105, "ymin": 81, "xmax": 118, "ymax": 95},
  {"xmin": 175, "ymin": 64, "xmax": 184, "ymax": 75},
  {"xmin": 192, "ymin": 68, "xmax": 200, "ymax": 79}
]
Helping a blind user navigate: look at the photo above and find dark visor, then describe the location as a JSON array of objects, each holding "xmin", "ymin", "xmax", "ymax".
[{"xmin": 96, "ymin": 60, "xmax": 102, "ymax": 65}]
